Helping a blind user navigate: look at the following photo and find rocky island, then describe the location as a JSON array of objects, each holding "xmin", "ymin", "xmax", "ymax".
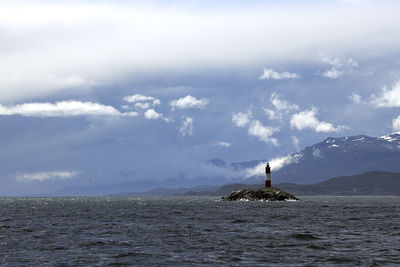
[
  {"xmin": 221, "ymin": 162, "xmax": 299, "ymax": 201},
  {"xmin": 221, "ymin": 186, "xmax": 299, "ymax": 201}
]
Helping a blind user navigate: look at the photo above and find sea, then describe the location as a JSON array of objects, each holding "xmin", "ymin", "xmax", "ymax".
[{"xmin": 0, "ymin": 196, "xmax": 399, "ymax": 266}]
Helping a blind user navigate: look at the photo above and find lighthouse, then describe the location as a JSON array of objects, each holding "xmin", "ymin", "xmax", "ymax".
[{"xmin": 265, "ymin": 162, "xmax": 271, "ymax": 188}]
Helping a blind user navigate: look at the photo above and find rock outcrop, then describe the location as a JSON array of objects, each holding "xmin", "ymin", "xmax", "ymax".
[{"xmin": 221, "ymin": 187, "xmax": 300, "ymax": 201}]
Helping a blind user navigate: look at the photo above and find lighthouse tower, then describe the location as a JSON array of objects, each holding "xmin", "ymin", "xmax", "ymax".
[{"xmin": 265, "ymin": 162, "xmax": 271, "ymax": 188}]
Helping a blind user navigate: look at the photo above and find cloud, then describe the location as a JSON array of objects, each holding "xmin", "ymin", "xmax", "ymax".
[
  {"xmin": 264, "ymin": 109, "xmax": 280, "ymax": 121},
  {"xmin": 134, "ymin": 102, "xmax": 151, "ymax": 109},
  {"xmin": 124, "ymin": 94, "xmax": 161, "ymax": 110},
  {"xmin": 323, "ymin": 69, "xmax": 343, "ymax": 79},
  {"xmin": 124, "ymin": 94, "xmax": 157, "ymax": 103},
  {"xmin": 291, "ymin": 136, "xmax": 300, "ymax": 151},
  {"xmin": 170, "ymin": 95, "xmax": 209, "ymax": 110},
  {"xmin": 270, "ymin": 93, "xmax": 299, "ymax": 111},
  {"xmin": 290, "ymin": 108, "xmax": 345, "ymax": 132},
  {"xmin": 248, "ymin": 120, "xmax": 279, "ymax": 146},
  {"xmin": 263, "ymin": 94, "xmax": 298, "ymax": 122},
  {"xmin": 216, "ymin": 141, "xmax": 232, "ymax": 148},
  {"xmin": 319, "ymin": 54, "xmax": 358, "ymax": 79},
  {"xmin": 312, "ymin": 148, "xmax": 324, "ymax": 158},
  {"xmin": 349, "ymin": 92, "xmax": 362, "ymax": 104},
  {"xmin": 179, "ymin": 117, "xmax": 194, "ymax": 136},
  {"xmin": 371, "ymin": 81, "xmax": 400, "ymax": 108},
  {"xmin": 0, "ymin": 101, "xmax": 138, "ymax": 117},
  {"xmin": 143, "ymin": 109, "xmax": 167, "ymax": 121},
  {"xmin": 232, "ymin": 111, "xmax": 251, "ymax": 127},
  {"xmin": 259, "ymin": 69, "xmax": 299, "ymax": 80},
  {"xmin": 16, "ymin": 171, "xmax": 78, "ymax": 182},
  {"xmin": 392, "ymin": 115, "xmax": 400, "ymax": 131},
  {"xmin": 1, "ymin": 2, "xmax": 399, "ymax": 102},
  {"xmin": 233, "ymin": 111, "xmax": 279, "ymax": 145},
  {"xmin": 244, "ymin": 153, "xmax": 302, "ymax": 177}
]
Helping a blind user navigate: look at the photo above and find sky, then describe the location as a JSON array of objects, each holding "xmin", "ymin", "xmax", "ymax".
[{"xmin": 1, "ymin": 0, "xmax": 400, "ymax": 195}]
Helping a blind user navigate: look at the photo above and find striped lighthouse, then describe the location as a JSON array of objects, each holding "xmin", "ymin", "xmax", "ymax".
[{"xmin": 265, "ymin": 162, "xmax": 271, "ymax": 188}]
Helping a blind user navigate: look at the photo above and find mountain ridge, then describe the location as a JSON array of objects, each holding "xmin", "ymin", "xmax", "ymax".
[
  {"xmin": 110, "ymin": 171, "xmax": 400, "ymax": 196},
  {"xmin": 209, "ymin": 132, "xmax": 400, "ymax": 184}
]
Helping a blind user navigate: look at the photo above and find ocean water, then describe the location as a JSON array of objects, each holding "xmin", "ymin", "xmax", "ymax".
[{"xmin": 0, "ymin": 196, "xmax": 399, "ymax": 266}]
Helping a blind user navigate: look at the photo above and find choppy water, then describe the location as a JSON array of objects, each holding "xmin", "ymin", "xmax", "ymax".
[{"xmin": 0, "ymin": 196, "xmax": 399, "ymax": 266}]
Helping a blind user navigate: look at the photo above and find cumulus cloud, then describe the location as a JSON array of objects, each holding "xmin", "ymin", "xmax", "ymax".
[
  {"xmin": 248, "ymin": 120, "xmax": 279, "ymax": 146},
  {"xmin": 233, "ymin": 111, "xmax": 279, "ymax": 145},
  {"xmin": 244, "ymin": 154, "xmax": 302, "ymax": 177},
  {"xmin": 134, "ymin": 102, "xmax": 151, "ymax": 109},
  {"xmin": 179, "ymin": 117, "xmax": 194, "ymax": 136},
  {"xmin": 259, "ymin": 69, "xmax": 299, "ymax": 80},
  {"xmin": 232, "ymin": 112, "xmax": 251, "ymax": 127},
  {"xmin": 264, "ymin": 109, "xmax": 280, "ymax": 121},
  {"xmin": 124, "ymin": 94, "xmax": 155, "ymax": 103},
  {"xmin": 216, "ymin": 141, "xmax": 232, "ymax": 148},
  {"xmin": 270, "ymin": 93, "xmax": 299, "ymax": 111},
  {"xmin": 16, "ymin": 171, "xmax": 78, "ymax": 182},
  {"xmin": 0, "ymin": 101, "xmax": 137, "ymax": 117},
  {"xmin": 290, "ymin": 108, "xmax": 345, "ymax": 133},
  {"xmin": 371, "ymin": 81, "xmax": 400, "ymax": 108},
  {"xmin": 349, "ymin": 92, "xmax": 362, "ymax": 104},
  {"xmin": 143, "ymin": 109, "xmax": 169, "ymax": 122},
  {"xmin": 392, "ymin": 115, "xmax": 400, "ymax": 131},
  {"xmin": 319, "ymin": 54, "xmax": 358, "ymax": 79},
  {"xmin": 263, "ymin": 94, "xmax": 298, "ymax": 122},
  {"xmin": 124, "ymin": 94, "xmax": 161, "ymax": 110},
  {"xmin": 323, "ymin": 69, "xmax": 343, "ymax": 79},
  {"xmin": 170, "ymin": 95, "xmax": 209, "ymax": 110}
]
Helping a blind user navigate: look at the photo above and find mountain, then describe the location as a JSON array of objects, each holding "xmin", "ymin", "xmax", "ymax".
[
  {"xmin": 109, "ymin": 171, "xmax": 400, "ymax": 196},
  {"xmin": 277, "ymin": 171, "xmax": 400, "ymax": 195},
  {"xmin": 209, "ymin": 132, "xmax": 400, "ymax": 184},
  {"xmin": 108, "ymin": 185, "xmax": 219, "ymax": 197},
  {"xmin": 185, "ymin": 171, "xmax": 400, "ymax": 196}
]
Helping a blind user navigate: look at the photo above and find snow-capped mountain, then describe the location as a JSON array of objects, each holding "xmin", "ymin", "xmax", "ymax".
[{"xmin": 210, "ymin": 132, "xmax": 400, "ymax": 184}]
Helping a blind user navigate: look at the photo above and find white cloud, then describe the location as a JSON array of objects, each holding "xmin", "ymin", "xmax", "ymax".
[
  {"xmin": 244, "ymin": 153, "xmax": 302, "ymax": 177},
  {"xmin": 232, "ymin": 112, "xmax": 251, "ymax": 127},
  {"xmin": 270, "ymin": 93, "xmax": 299, "ymax": 111},
  {"xmin": 323, "ymin": 69, "xmax": 343, "ymax": 79},
  {"xmin": 264, "ymin": 109, "xmax": 280, "ymax": 121},
  {"xmin": 319, "ymin": 54, "xmax": 358, "ymax": 79},
  {"xmin": 216, "ymin": 141, "xmax": 232, "ymax": 148},
  {"xmin": 263, "ymin": 94, "xmax": 298, "ymax": 122},
  {"xmin": 347, "ymin": 58, "xmax": 359, "ymax": 68},
  {"xmin": 291, "ymin": 136, "xmax": 300, "ymax": 151},
  {"xmin": 312, "ymin": 148, "xmax": 324, "ymax": 158},
  {"xmin": 248, "ymin": 120, "xmax": 279, "ymax": 146},
  {"xmin": 0, "ymin": 101, "xmax": 137, "ymax": 117},
  {"xmin": 259, "ymin": 69, "xmax": 299, "ymax": 80},
  {"xmin": 124, "ymin": 94, "xmax": 161, "ymax": 110},
  {"xmin": 134, "ymin": 102, "xmax": 151, "ymax": 109},
  {"xmin": 392, "ymin": 115, "xmax": 400, "ymax": 131},
  {"xmin": 180, "ymin": 117, "xmax": 194, "ymax": 136},
  {"xmin": 170, "ymin": 95, "xmax": 209, "ymax": 110},
  {"xmin": 290, "ymin": 108, "xmax": 345, "ymax": 133},
  {"xmin": 16, "ymin": 171, "xmax": 78, "ymax": 182},
  {"xmin": 1, "ymin": 2, "xmax": 399, "ymax": 102},
  {"xmin": 124, "ymin": 94, "xmax": 156, "ymax": 103},
  {"xmin": 233, "ymin": 111, "xmax": 278, "ymax": 145},
  {"xmin": 349, "ymin": 92, "xmax": 362, "ymax": 104},
  {"xmin": 371, "ymin": 81, "xmax": 400, "ymax": 108},
  {"xmin": 144, "ymin": 109, "xmax": 164, "ymax": 120}
]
